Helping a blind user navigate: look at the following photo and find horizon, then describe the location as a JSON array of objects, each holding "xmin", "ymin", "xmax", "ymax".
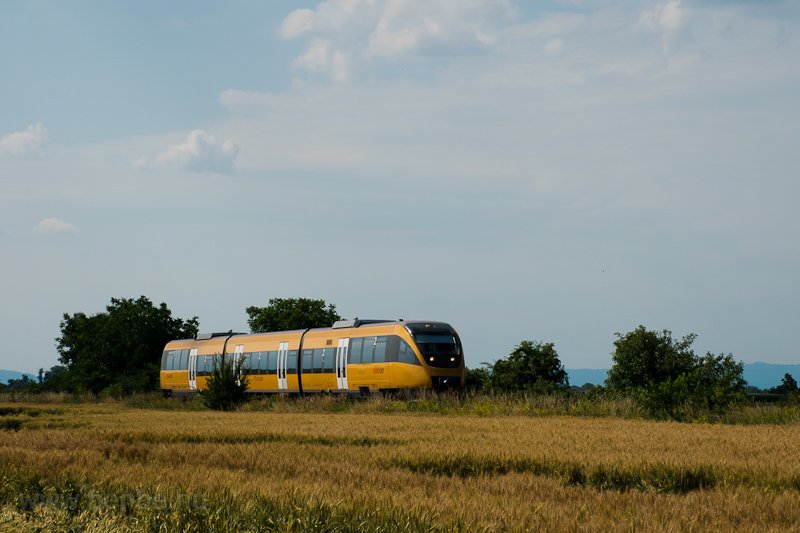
[
  {"xmin": 2, "ymin": 1, "xmax": 798, "ymax": 374},
  {"xmin": 3, "ymin": 361, "xmax": 799, "ymax": 391}
]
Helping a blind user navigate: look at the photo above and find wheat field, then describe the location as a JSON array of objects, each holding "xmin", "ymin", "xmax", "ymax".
[{"xmin": 1, "ymin": 399, "xmax": 799, "ymax": 531}]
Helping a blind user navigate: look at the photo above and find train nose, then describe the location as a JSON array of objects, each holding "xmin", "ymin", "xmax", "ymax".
[{"xmin": 431, "ymin": 376, "xmax": 461, "ymax": 391}]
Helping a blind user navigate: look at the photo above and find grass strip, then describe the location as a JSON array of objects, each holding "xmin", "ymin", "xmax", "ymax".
[
  {"xmin": 0, "ymin": 468, "xmax": 477, "ymax": 532},
  {"xmin": 391, "ymin": 455, "xmax": 719, "ymax": 494},
  {"xmin": 110, "ymin": 430, "xmax": 403, "ymax": 447}
]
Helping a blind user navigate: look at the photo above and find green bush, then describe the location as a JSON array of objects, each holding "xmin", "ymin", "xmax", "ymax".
[
  {"xmin": 464, "ymin": 367, "xmax": 491, "ymax": 392},
  {"xmin": 637, "ymin": 354, "xmax": 746, "ymax": 421},
  {"xmin": 200, "ymin": 354, "xmax": 247, "ymax": 411},
  {"xmin": 489, "ymin": 340, "xmax": 569, "ymax": 393}
]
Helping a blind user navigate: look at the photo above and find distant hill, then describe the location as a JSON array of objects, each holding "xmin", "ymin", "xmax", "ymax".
[
  {"xmin": 0, "ymin": 369, "xmax": 35, "ymax": 384},
  {"xmin": 741, "ymin": 363, "xmax": 800, "ymax": 390},
  {"xmin": 567, "ymin": 368, "xmax": 609, "ymax": 387},
  {"xmin": 567, "ymin": 363, "xmax": 800, "ymax": 389}
]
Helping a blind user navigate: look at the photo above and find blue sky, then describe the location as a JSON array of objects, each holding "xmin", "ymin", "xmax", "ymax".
[{"xmin": 1, "ymin": 0, "xmax": 799, "ymax": 374}]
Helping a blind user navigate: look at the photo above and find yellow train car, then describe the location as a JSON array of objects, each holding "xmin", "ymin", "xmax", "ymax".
[{"xmin": 160, "ymin": 319, "xmax": 465, "ymax": 396}]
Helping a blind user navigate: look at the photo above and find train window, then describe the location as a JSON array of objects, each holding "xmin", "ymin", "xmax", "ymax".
[
  {"xmin": 398, "ymin": 339, "xmax": 420, "ymax": 365},
  {"xmin": 287, "ymin": 351, "xmax": 298, "ymax": 374},
  {"xmin": 257, "ymin": 352, "xmax": 266, "ymax": 372},
  {"xmin": 322, "ymin": 348, "xmax": 335, "ymax": 371},
  {"xmin": 267, "ymin": 351, "xmax": 277, "ymax": 374},
  {"xmin": 385, "ymin": 337, "xmax": 398, "ymax": 362},
  {"xmin": 349, "ymin": 338, "xmax": 363, "ymax": 364},
  {"xmin": 161, "ymin": 351, "xmax": 169, "ymax": 370},
  {"xmin": 241, "ymin": 353, "xmax": 252, "ymax": 371},
  {"xmin": 315, "ymin": 349, "xmax": 322, "ymax": 371},
  {"xmin": 302, "ymin": 349, "xmax": 314, "ymax": 373},
  {"xmin": 310, "ymin": 349, "xmax": 321, "ymax": 373},
  {"xmin": 197, "ymin": 355, "xmax": 207, "ymax": 375},
  {"xmin": 373, "ymin": 337, "xmax": 387, "ymax": 363},
  {"xmin": 361, "ymin": 337, "xmax": 375, "ymax": 364}
]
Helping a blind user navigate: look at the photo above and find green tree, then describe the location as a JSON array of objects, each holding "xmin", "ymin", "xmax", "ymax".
[
  {"xmin": 40, "ymin": 365, "xmax": 72, "ymax": 392},
  {"xmin": 642, "ymin": 352, "xmax": 746, "ymax": 418},
  {"xmin": 490, "ymin": 340, "xmax": 569, "ymax": 392},
  {"xmin": 606, "ymin": 326, "xmax": 696, "ymax": 390},
  {"xmin": 769, "ymin": 373, "xmax": 799, "ymax": 404},
  {"xmin": 608, "ymin": 326, "xmax": 747, "ymax": 419},
  {"xmin": 201, "ymin": 353, "xmax": 248, "ymax": 411},
  {"xmin": 772, "ymin": 373, "xmax": 799, "ymax": 395},
  {"xmin": 56, "ymin": 296, "xmax": 198, "ymax": 394},
  {"xmin": 246, "ymin": 298, "xmax": 341, "ymax": 333},
  {"xmin": 464, "ymin": 366, "xmax": 491, "ymax": 392},
  {"xmin": 1, "ymin": 375, "xmax": 37, "ymax": 393},
  {"xmin": 687, "ymin": 352, "xmax": 746, "ymax": 411}
]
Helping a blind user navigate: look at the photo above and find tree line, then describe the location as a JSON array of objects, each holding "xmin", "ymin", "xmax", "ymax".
[
  {"xmin": 3, "ymin": 296, "xmax": 798, "ymax": 418},
  {"xmin": 466, "ymin": 325, "xmax": 799, "ymax": 419},
  {"xmin": 3, "ymin": 296, "xmax": 339, "ymax": 397}
]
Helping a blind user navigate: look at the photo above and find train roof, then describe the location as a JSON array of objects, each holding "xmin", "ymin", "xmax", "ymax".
[{"xmin": 177, "ymin": 319, "xmax": 455, "ymax": 343}]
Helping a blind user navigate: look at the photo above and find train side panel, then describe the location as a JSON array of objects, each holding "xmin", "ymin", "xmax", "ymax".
[{"xmin": 160, "ymin": 321, "xmax": 464, "ymax": 395}]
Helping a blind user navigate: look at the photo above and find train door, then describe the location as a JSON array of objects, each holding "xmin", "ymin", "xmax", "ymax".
[
  {"xmin": 188, "ymin": 348, "xmax": 198, "ymax": 390},
  {"xmin": 277, "ymin": 341, "xmax": 289, "ymax": 390},
  {"xmin": 233, "ymin": 344, "xmax": 244, "ymax": 385},
  {"xmin": 336, "ymin": 338, "xmax": 350, "ymax": 390}
]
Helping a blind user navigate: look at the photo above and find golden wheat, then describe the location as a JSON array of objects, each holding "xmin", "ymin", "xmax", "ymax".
[{"xmin": 1, "ymin": 401, "xmax": 799, "ymax": 531}]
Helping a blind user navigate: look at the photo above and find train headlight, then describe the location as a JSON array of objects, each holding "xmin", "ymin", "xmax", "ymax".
[
  {"xmin": 450, "ymin": 357, "xmax": 456, "ymax": 362},
  {"xmin": 429, "ymin": 357, "xmax": 434, "ymax": 362}
]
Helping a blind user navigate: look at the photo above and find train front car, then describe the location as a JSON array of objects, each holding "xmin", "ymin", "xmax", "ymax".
[{"xmin": 404, "ymin": 321, "xmax": 465, "ymax": 391}]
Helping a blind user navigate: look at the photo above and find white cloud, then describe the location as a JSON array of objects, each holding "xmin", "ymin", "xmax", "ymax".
[
  {"xmin": 545, "ymin": 38, "xmax": 563, "ymax": 53},
  {"xmin": 0, "ymin": 123, "xmax": 47, "ymax": 156},
  {"xmin": 640, "ymin": 0, "xmax": 683, "ymax": 34},
  {"xmin": 279, "ymin": 8, "xmax": 316, "ymax": 38},
  {"xmin": 35, "ymin": 218, "xmax": 77, "ymax": 235},
  {"xmin": 139, "ymin": 130, "xmax": 239, "ymax": 173},
  {"xmin": 293, "ymin": 39, "xmax": 350, "ymax": 82},
  {"xmin": 280, "ymin": 0, "xmax": 381, "ymax": 38},
  {"xmin": 218, "ymin": 0, "xmax": 800, "ymax": 233},
  {"xmin": 279, "ymin": 0, "xmax": 510, "ymax": 80},
  {"xmin": 366, "ymin": 1, "xmax": 506, "ymax": 58}
]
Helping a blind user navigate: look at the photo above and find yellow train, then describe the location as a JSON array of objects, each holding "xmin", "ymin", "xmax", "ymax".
[{"xmin": 160, "ymin": 319, "xmax": 464, "ymax": 396}]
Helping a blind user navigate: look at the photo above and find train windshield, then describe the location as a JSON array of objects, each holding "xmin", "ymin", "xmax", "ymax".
[
  {"xmin": 405, "ymin": 323, "xmax": 461, "ymax": 358},
  {"xmin": 413, "ymin": 333, "xmax": 459, "ymax": 356}
]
